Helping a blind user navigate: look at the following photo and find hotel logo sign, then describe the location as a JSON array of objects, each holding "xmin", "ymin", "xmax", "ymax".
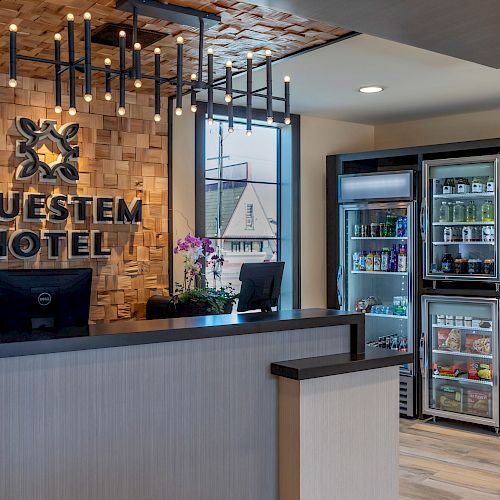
[
  {"xmin": 15, "ymin": 117, "xmax": 80, "ymax": 184},
  {"xmin": 0, "ymin": 117, "xmax": 142, "ymax": 261}
]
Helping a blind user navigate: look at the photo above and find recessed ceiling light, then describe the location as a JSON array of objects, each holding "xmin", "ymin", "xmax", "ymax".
[{"xmin": 359, "ymin": 85, "xmax": 384, "ymax": 94}]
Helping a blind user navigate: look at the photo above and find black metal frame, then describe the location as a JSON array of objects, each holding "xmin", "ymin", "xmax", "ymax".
[
  {"xmin": 8, "ymin": 0, "xmax": 290, "ymax": 124},
  {"xmin": 193, "ymin": 102, "xmax": 301, "ymax": 308}
]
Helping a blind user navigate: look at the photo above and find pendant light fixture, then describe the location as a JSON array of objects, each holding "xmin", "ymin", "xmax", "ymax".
[{"xmin": 8, "ymin": 0, "xmax": 291, "ymax": 132}]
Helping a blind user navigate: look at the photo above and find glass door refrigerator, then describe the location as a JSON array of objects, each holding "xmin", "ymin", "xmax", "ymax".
[
  {"xmin": 338, "ymin": 171, "xmax": 417, "ymax": 416},
  {"xmin": 422, "ymin": 296, "xmax": 499, "ymax": 429},
  {"xmin": 421, "ymin": 155, "xmax": 500, "ymax": 430}
]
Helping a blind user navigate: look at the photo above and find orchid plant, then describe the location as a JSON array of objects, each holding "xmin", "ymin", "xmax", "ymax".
[{"xmin": 173, "ymin": 234, "xmax": 237, "ymax": 315}]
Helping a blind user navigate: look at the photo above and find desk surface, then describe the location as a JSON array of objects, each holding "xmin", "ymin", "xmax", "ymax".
[
  {"xmin": 0, "ymin": 308, "xmax": 363, "ymax": 359},
  {"xmin": 271, "ymin": 347, "xmax": 413, "ymax": 380}
]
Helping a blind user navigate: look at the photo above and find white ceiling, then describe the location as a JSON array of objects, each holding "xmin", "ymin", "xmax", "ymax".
[{"xmin": 229, "ymin": 34, "xmax": 500, "ymax": 125}]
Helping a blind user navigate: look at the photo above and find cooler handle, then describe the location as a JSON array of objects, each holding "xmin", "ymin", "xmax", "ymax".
[
  {"xmin": 420, "ymin": 201, "xmax": 426, "ymax": 240},
  {"xmin": 337, "ymin": 264, "xmax": 343, "ymax": 308}
]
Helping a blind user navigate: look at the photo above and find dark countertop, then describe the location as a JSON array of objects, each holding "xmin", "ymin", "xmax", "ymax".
[
  {"xmin": 271, "ymin": 347, "xmax": 413, "ymax": 380},
  {"xmin": 0, "ymin": 308, "xmax": 364, "ymax": 359}
]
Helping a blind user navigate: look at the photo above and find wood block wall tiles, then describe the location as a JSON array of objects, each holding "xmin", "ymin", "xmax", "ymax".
[{"xmin": 0, "ymin": 75, "xmax": 169, "ymax": 323}]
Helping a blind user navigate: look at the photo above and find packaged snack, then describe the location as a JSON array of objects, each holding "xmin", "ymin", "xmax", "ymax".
[
  {"xmin": 467, "ymin": 361, "xmax": 492, "ymax": 381},
  {"xmin": 464, "ymin": 334, "xmax": 491, "ymax": 355},
  {"xmin": 437, "ymin": 328, "xmax": 461, "ymax": 352},
  {"xmin": 464, "ymin": 389, "xmax": 491, "ymax": 417},
  {"xmin": 435, "ymin": 385, "xmax": 462, "ymax": 412},
  {"xmin": 433, "ymin": 362, "xmax": 465, "ymax": 378}
]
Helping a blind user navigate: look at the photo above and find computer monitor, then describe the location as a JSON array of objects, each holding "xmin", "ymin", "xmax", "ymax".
[
  {"xmin": 237, "ymin": 262, "xmax": 285, "ymax": 313},
  {"xmin": 0, "ymin": 268, "xmax": 92, "ymax": 333}
]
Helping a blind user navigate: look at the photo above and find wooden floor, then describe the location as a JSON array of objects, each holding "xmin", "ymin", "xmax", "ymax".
[{"xmin": 400, "ymin": 419, "xmax": 500, "ymax": 499}]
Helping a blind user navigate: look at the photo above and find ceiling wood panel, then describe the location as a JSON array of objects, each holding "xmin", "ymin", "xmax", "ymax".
[
  {"xmin": 0, "ymin": 0, "xmax": 351, "ymax": 95},
  {"xmin": 248, "ymin": 0, "xmax": 500, "ymax": 68}
]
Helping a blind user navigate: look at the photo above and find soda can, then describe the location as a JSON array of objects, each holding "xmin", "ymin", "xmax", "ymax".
[{"xmin": 443, "ymin": 226, "xmax": 453, "ymax": 242}]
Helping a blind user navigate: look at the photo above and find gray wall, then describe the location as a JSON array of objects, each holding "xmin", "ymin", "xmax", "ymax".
[{"xmin": 0, "ymin": 326, "xmax": 349, "ymax": 500}]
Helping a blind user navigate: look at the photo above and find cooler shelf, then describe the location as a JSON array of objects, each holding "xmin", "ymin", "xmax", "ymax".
[
  {"xmin": 432, "ymin": 349, "xmax": 493, "ymax": 360},
  {"xmin": 432, "ymin": 374, "xmax": 493, "ymax": 387}
]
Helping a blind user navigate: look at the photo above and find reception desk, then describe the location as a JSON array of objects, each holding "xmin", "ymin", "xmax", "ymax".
[{"xmin": 0, "ymin": 309, "xmax": 409, "ymax": 500}]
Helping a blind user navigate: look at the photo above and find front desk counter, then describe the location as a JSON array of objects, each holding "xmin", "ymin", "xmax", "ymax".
[{"xmin": 0, "ymin": 309, "xmax": 409, "ymax": 500}]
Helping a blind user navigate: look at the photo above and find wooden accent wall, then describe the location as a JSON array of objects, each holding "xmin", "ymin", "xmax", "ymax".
[{"xmin": 0, "ymin": 73, "xmax": 169, "ymax": 323}]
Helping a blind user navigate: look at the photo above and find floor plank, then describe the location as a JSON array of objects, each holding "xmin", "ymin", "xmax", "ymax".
[{"xmin": 400, "ymin": 419, "xmax": 500, "ymax": 499}]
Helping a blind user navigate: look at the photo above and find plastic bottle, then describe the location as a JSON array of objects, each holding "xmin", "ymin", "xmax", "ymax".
[
  {"xmin": 439, "ymin": 202, "xmax": 450, "ymax": 222},
  {"xmin": 352, "ymin": 251, "xmax": 360, "ymax": 271},
  {"xmin": 453, "ymin": 201, "xmax": 465, "ymax": 222},
  {"xmin": 481, "ymin": 200, "xmax": 494, "ymax": 222},
  {"xmin": 381, "ymin": 247, "xmax": 390, "ymax": 272},
  {"xmin": 359, "ymin": 251, "xmax": 366, "ymax": 271},
  {"xmin": 373, "ymin": 251, "xmax": 381, "ymax": 271},
  {"xmin": 465, "ymin": 201, "xmax": 476, "ymax": 222},
  {"xmin": 366, "ymin": 250, "xmax": 374, "ymax": 271},
  {"xmin": 389, "ymin": 244, "xmax": 398, "ymax": 272},
  {"xmin": 398, "ymin": 245, "xmax": 407, "ymax": 272}
]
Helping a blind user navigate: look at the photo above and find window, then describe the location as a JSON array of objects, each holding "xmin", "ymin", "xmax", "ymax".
[
  {"xmin": 194, "ymin": 103, "xmax": 300, "ymax": 310},
  {"xmin": 203, "ymin": 119, "xmax": 279, "ymax": 296},
  {"xmin": 245, "ymin": 204, "xmax": 254, "ymax": 230}
]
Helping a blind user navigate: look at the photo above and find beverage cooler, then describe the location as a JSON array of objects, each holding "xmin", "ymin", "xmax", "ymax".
[
  {"xmin": 421, "ymin": 154, "xmax": 500, "ymax": 430},
  {"xmin": 423, "ymin": 155, "xmax": 499, "ymax": 281},
  {"xmin": 337, "ymin": 171, "xmax": 417, "ymax": 416},
  {"xmin": 421, "ymin": 296, "xmax": 499, "ymax": 429}
]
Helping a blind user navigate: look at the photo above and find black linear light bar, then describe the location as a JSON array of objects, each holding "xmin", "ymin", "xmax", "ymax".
[{"xmin": 8, "ymin": 0, "xmax": 291, "ymax": 131}]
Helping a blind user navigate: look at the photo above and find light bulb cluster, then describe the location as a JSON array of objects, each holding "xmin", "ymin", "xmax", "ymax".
[{"xmin": 7, "ymin": 12, "xmax": 292, "ymax": 130}]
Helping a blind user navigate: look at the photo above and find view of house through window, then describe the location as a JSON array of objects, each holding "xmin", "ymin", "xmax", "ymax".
[{"xmin": 204, "ymin": 119, "xmax": 279, "ymax": 297}]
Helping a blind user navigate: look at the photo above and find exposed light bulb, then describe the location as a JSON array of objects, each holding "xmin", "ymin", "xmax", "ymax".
[
  {"xmin": 8, "ymin": 79, "xmax": 17, "ymax": 88},
  {"xmin": 225, "ymin": 60, "xmax": 232, "ymax": 68},
  {"xmin": 284, "ymin": 117, "xmax": 291, "ymax": 125},
  {"xmin": 358, "ymin": 85, "xmax": 384, "ymax": 94},
  {"xmin": 246, "ymin": 130, "xmax": 252, "ymax": 137},
  {"xmin": 133, "ymin": 42, "xmax": 141, "ymax": 51},
  {"xmin": 83, "ymin": 12, "xmax": 91, "ymax": 20},
  {"xmin": 207, "ymin": 48, "xmax": 213, "ymax": 55},
  {"xmin": 224, "ymin": 94, "xmax": 232, "ymax": 103},
  {"xmin": 175, "ymin": 107, "xmax": 183, "ymax": 116},
  {"xmin": 104, "ymin": 58, "xmax": 111, "ymax": 66},
  {"xmin": 176, "ymin": 36, "xmax": 184, "ymax": 44},
  {"xmin": 119, "ymin": 30, "xmax": 126, "ymax": 38},
  {"xmin": 9, "ymin": 24, "xmax": 17, "ymax": 32},
  {"xmin": 104, "ymin": 92, "xmax": 112, "ymax": 101},
  {"xmin": 54, "ymin": 33, "xmax": 62, "ymax": 41},
  {"xmin": 228, "ymin": 127, "xmax": 234, "ymax": 134},
  {"xmin": 265, "ymin": 49, "xmax": 272, "ymax": 57},
  {"xmin": 68, "ymin": 107, "xmax": 77, "ymax": 116},
  {"xmin": 190, "ymin": 104, "xmax": 197, "ymax": 113},
  {"xmin": 247, "ymin": 51, "xmax": 253, "ymax": 59},
  {"xmin": 190, "ymin": 73, "xmax": 197, "ymax": 81},
  {"xmin": 66, "ymin": 13, "xmax": 74, "ymax": 21},
  {"xmin": 134, "ymin": 79, "xmax": 142, "ymax": 88},
  {"xmin": 54, "ymin": 105, "xmax": 62, "ymax": 114},
  {"xmin": 267, "ymin": 117, "xmax": 273, "ymax": 124},
  {"xmin": 154, "ymin": 47, "xmax": 161, "ymax": 55},
  {"xmin": 284, "ymin": 75, "xmax": 291, "ymax": 83},
  {"xmin": 118, "ymin": 106, "xmax": 126, "ymax": 116},
  {"xmin": 207, "ymin": 118, "xmax": 214, "ymax": 126},
  {"xmin": 84, "ymin": 94, "xmax": 93, "ymax": 102},
  {"xmin": 154, "ymin": 114, "xmax": 161, "ymax": 122}
]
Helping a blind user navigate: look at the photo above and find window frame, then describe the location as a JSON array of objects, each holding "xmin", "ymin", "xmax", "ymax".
[{"xmin": 194, "ymin": 102, "xmax": 301, "ymax": 309}]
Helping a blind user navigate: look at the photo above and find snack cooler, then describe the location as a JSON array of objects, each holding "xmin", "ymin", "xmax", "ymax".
[
  {"xmin": 337, "ymin": 171, "xmax": 417, "ymax": 416},
  {"xmin": 421, "ymin": 295, "xmax": 499, "ymax": 430}
]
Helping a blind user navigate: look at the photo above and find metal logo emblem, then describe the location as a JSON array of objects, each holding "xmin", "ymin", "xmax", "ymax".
[
  {"xmin": 15, "ymin": 117, "xmax": 80, "ymax": 184},
  {"xmin": 37, "ymin": 292, "xmax": 52, "ymax": 306}
]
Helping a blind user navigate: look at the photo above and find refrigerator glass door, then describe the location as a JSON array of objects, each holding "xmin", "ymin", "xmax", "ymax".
[
  {"xmin": 423, "ymin": 156, "xmax": 499, "ymax": 281},
  {"xmin": 341, "ymin": 202, "xmax": 414, "ymax": 373},
  {"xmin": 422, "ymin": 296, "xmax": 499, "ymax": 427}
]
